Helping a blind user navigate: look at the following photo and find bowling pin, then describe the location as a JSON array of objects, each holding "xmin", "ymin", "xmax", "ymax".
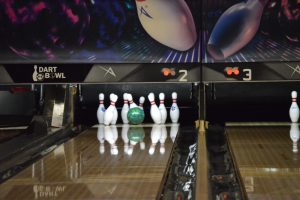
[
  {"xmin": 127, "ymin": 93, "xmax": 138, "ymax": 109},
  {"xmin": 170, "ymin": 92, "xmax": 180, "ymax": 123},
  {"xmin": 290, "ymin": 123, "xmax": 300, "ymax": 153},
  {"xmin": 121, "ymin": 124, "xmax": 130, "ymax": 153},
  {"xmin": 170, "ymin": 123, "xmax": 179, "ymax": 143},
  {"xmin": 148, "ymin": 93, "xmax": 162, "ymax": 124},
  {"xmin": 149, "ymin": 124, "xmax": 161, "ymax": 155},
  {"xmin": 290, "ymin": 91, "xmax": 300, "ymax": 123},
  {"xmin": 159, "ymin": 93, "xmax": 167, "ymax": 124},
  {"xmin": 139, "ymin": 96, "xmax": 145, "ymax": 110},
  {"xmin": 207, "ymin": 0, "xmax": 269, "ymax": 60},
  {"xmin": 97, "ymin": 125, "xmax": 105, "ymax": 154},
  {"xmin": 105, "ymin": 125, "xmax": 118, "ymax": 155},
  {"xmin": 104, "ymin": 94, "xmax": 118, "ymax": 126},
  {"xmin": 97, "ymin": 93, "xmax": 105, "ymax": 124},
  {"xmin": 135, "ymin": 0, "xmax": 197, "ymax": 51},
  {"xmin": 160, "ymin": 125, "xmax": 167, "ymax": 154},
  {"xmin": 111, "ymin": 94, "xmax": 119, "ymax": 125},
  {"xmin": 121, "ymin": 93, "xmax": 129, "ymax": 124}
]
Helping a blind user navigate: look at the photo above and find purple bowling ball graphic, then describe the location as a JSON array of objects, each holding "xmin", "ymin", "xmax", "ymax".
[{"xmin": 0, "ymin": 0, "xmax": 90, "ymax": 60}]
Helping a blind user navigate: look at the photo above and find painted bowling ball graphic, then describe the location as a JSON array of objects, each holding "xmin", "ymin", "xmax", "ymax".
[
  {"xmin": 127, "ymin": 107, "xmax": 144, "ymax": 125},
  {"xmin": 261, "ymin": 0, "xmax": 299, "ymax": 43},
  {"xmin": 0, "ymin": 0, "xmax": 127, "ymax": 60},
  {"xmin": 0, "ymin": 0, "xmax": 90, "ymax": 60},
  {"xmin": 278, "ymin": 0, "xmax": 300, "ymax": 43},
  {"xmin": 86, "ymin": 0, "xmax": 127, "ymax": 49},
  {"xmin": 127, "ymin": 127, "xmax": 145, "ymax": 143}
]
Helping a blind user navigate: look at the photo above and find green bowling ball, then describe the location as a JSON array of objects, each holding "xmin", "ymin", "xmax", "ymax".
[
  {"xmin": 127, "ymin": 107, "xmax": 145, "ymax": 125},
  {"xmin": 127, "ymin": 127, "xmax": 145, "ymax": 143}
]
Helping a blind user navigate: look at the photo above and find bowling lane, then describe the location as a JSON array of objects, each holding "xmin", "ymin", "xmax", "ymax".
[
  {"xmin": 226, "ymin": 124, "xmax": 300, "ymax": 199},
  {"xmin": 0, "ymin": 124, "xmax": 178, "ymax": 200}
]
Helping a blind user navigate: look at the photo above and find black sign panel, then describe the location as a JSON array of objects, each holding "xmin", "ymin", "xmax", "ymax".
[
  {"xmin": 203, "ymin": 62, "xmax": 300, "ymax": 82},
  {"xmin": 2, "ymin": 64, "xmax": 200, "ymax": 83},
  {"xmin": 4, "ymin": 64, "xmax": 92, "ymax": 83}
]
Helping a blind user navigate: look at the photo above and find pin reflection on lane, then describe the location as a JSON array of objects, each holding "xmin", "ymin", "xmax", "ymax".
[
  {"xmin": 170, "ymin": 123, "xmax": 179, "ymax": 143},
  {"xmin": 121, "ymin": 124, "xmax": 130, "ymax": 154},
  {"xmin": 97, "ymin": 124, "xmax": 105, "ymax": 154},
  {"xmin": 149, "ymin": 124, "xmax": 161, "ymax": 155},
  {"xmin": 97, "ymin": 124, "xmax": 178, "ymax": 156},
  {"xmin": 290, "ymin": 123, "xmax": 300, "ymax": 153},
  {"xmin": 104, "ymin": 126, "xmax": 118, "ymax": 155}
]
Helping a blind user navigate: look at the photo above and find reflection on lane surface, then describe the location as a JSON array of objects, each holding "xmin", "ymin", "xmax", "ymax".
[
  {"xmin": 227, "ymin": 124, "xmax": 300, "ymax": 200},
  {"xmin": 0, "ymin": 124, "xmax": 179, "ymax": 200}
]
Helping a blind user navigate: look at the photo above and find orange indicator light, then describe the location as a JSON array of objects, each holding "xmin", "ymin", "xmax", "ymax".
[
  {"xmin": 225, "ymin": 67, "xmax": 239, "ymax": 76},
  {"xmin": 163, "ymin": 68, "xmax": 170, "ymax": 76},
  {"xmin": 226, "ymin": 68, "xmax": 233, "ymax": 75},
  {"xmin": 233, "ymin": 68, "xmax": 240, "ymax": 75}
]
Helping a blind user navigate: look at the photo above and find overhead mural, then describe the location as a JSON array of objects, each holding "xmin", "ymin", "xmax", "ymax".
[{"xmin": 0, "ymin": 0, "xmax": 299, "ymax": 64}]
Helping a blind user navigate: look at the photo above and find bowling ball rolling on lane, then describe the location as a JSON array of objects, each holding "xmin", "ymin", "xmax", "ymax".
[{"xmin": 127, "ymin": 107, "xmax": 144, "ymax": 125}]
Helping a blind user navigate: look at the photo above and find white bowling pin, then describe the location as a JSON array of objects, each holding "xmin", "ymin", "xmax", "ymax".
[
  {"xmin": 139, "ymin": 96, "xmax": 145, "ymax": 110},
  {"xmin": 159, "ymin": 93, "xmax": 167, "ymax": 124},
  {"xmin": 290, "ymin": 123, "xmax": 300, "ymax": 153},
  {"xmin": 97, "ymin": 125, "xmax": 105, "ymax": 154},
  {"xmin": 148, "ymin": 93, "xmax": 162, "ymax": 124},
  {"xmin": 290, "ymin": 91, "xmax": 300, "ymax": 123},
  {"xmin": 149, "ymin": 124, "xmax": 161, "ymax": 155},
  {"xmin": 121, "ymin": 93, "xmax": 129, "ymax": 124},
  {"xmin": 104, "ymin": 94, "xmax": 118, "ymax": 126},
  {"xmin": 97, "ymin": 93, "xmax": 105, "ymax": 124},
  {"xmin": 127, "ymin": 93, "xmax": 138, "ymax": 109},
  {"xmin": 160, "ymin": 125, "xmax": 167, "ymax": 154},
  {"xmin": 207, "ymin": 0, "xmax": 269, "ymax": 60},
  {"xmin": 111, "ymin": 103, "xmax": 118, "ymax": 125},
  {"xmin": 121, "ymin": 124, "xmax": 130, "ymax": 153},
  {"xmin": 135, "ymin": 0, "xmax": 197, "ymax": 51},
  {"xmin": 170, "ymin": 92, "xmax": 180, "ymax": 123},
  {"xmin": 170, "ymin": 123, "xmax": 179, "ymax": 143}
]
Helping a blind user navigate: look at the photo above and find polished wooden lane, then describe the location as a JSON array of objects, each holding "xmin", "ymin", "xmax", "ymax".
[
  {"xmin": 0, "ymin": 124, "xmax": 178, "ymax": 200},
  {"xmin": 227, "ymin": 125, "xmax": 300, "ymax": 200}
]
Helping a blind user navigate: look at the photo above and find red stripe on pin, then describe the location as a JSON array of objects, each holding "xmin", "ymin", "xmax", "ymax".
[
  {"xmin": 99, "ymin": 100, "xmax": 104, "ymax": 104},
  {"xmin": 150, "ymin": 101, "xmax": 155, "ymax": 105}
]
